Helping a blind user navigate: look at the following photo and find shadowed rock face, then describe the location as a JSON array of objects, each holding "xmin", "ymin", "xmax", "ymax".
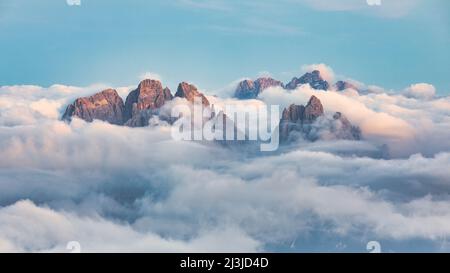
[
  {"xmin": 175, "ymin": 82, "xmax": 210, "ymax": 106},
  {"xmin": 234, "ymin": 77, "xmax": 283, "ymax": 99},
  {"xmin": 286, "ymin": 70, "xmax": 329, "ymax": 90},
  {"xmin": 124, "ymin": 110, "xmax": 154, "ymax": 127},
  {"xmin": 124, "ymin": 79, "xmax": 173, "ymax": 123},
  {"xmin": 334, "ymin": 80, "xmax": 359, "ymax": 92},
  {"xmin": 280, "ymin": 95, "xmax": 324, "ymax": 141},
  {"xmin": 235, "ymin": 79, "xmax": 256, "ymax": 99},
  {"xmin": 62, "ymin": 89, "xmax": 125, "ymax": 125},
  {"xmin": 279, "ymin": 96, "xmax": 361, "ymax": 142}
]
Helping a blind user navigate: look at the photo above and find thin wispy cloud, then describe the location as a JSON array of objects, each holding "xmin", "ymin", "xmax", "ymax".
[
  {"xmin": 175, "ymin": 0, "xmax": 232, "ymax": 11},
  {"xmin": 206, "ymin": 18, "xmax": 304, "ymax": 36},
  {"xmin": 176, "ymin": 0, "xmax": 423, "ymax": 18}
]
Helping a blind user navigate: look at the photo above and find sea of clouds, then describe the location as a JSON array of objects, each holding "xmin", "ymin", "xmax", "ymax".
[{"xmin": 1, "ymin": 69, "xmax": 450, "ymax": 252}]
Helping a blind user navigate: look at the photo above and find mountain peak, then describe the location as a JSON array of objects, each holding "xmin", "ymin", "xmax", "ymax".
[
  {"xmin": 280, "ymin": 96, "xmax": 361, "ymax": 142},
  {"xmin": 124, "ymin": 79, "xmax": 173, "ymax": 124},
  {"xmin": 234, "ymin": 77, "xmax": 283, "ymax": 99},
  {"xmin": 62, "ymin": 88, "xmax": 125, "ymax": 125},
  {"xmin": 175, "ymin": 82, "xmax": 210, "ymax": 106},
  {"xmin": 304, "ymin": 95, "xmax": 324, "ymax": 121},
  {"xmin": 286, "ymin": 70, "xmax": 329, "ymax": 90}
]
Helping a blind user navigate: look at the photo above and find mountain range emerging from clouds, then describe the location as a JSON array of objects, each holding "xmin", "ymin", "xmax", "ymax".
[{"xmin": 62, "ymin": 70, "xmax": 362, "ymax": 144}]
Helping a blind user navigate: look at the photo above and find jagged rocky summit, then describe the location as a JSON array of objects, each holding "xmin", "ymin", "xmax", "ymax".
[
  {"xmin": 279, "ymin": 95, "xmax": 361, "ymax": 142},
  {"xmin": 62, "ymin": 79, "xmax": 209, "ymax": 127},
  {"xmin": 285, "ymin": 70, "xmax": 329, "ymax": 90},
  {"xmin": 62, "ymin": 89, "xmax": 125, "ymax": 125},
  {"xmin": 234, "ymin": 70, "xmax": 364, "ymax": 100},
  {"xmin": 123, "ymin": 79, "xmax": 173, "ymax": 127}
]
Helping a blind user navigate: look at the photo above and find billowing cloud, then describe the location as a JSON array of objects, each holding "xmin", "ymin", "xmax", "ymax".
[
  {"xmin": 0, "ymin": 200, "xmax": 260, "ymax": 252},
  {"xmin": 404, "ymin": 83, "xmax": 436, "ymax": 100},
  {"xmin": 302, "ymin": 63, "xmax": 336, "ymax": 83},
  {"xmin": 139, "ymin": 72, "xmax": 163, "ymax": 82}
]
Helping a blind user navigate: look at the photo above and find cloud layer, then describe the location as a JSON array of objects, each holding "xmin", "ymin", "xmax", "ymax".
[{"xmin": 1, "ymin": 71, "xmax": 450, "ymax": 252}]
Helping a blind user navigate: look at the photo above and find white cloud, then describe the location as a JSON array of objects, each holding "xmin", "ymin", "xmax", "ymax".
[
  {"xmin": 0, "ymin": 200, "xmax": 260, "ymax": 253},
  {"xmin": 404, "ymin": 83, "xmax": 436, "ymax": 100},
  {"xmin": 302, "ymin": 63, "xmax": 335, "ymax": 83},
  {"xmin": 139, "ymin": 72, "xmax": 163, "ymax": 82}
]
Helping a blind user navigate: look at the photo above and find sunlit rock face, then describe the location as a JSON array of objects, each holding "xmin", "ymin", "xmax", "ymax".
[
  {"xmin": 175, "ymin": 82, "xmax": 210, "ymax": 106},
  {"xmin": 124, "ymin": 79, "xmax": 173, "ymax": 124},
  {"xmin": 62, "ymin": 88, "xmax": 125, "ymax": 125}
]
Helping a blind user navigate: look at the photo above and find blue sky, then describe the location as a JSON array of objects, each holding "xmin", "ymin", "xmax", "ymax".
[{"xmin": 0, "ymin": 0, "xmax": 449, "ymax": 94}]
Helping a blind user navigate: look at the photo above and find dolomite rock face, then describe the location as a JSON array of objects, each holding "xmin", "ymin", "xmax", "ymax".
[
  {"xmin": 279, "ymin": 95, "xmax": 362, "ymax": 142},
  {"xmin": 124, "ymin": 110, "xmax": 154, "ymax": 128},
  {"xmin": 62, "ymin": 89, "xmax": 125, "ymax": 125},
  {"xmin": 63, "ymin": 79, "xmax": 212, "ymax": 127},
  {"xmin": 279, "ymin": 95, "xmax": 324, "ymax": 141},
  {"xmin": 124, "ymin": 79, "xmax": 173, "ymax": 123},
  {"xmin": 303, "ymin": 95, "xmax": 324, "ymax": 122},
  {"xmin": 175, "ymin": 82, "xmax": 210, "ymax": 106},
  {"xmin": 234, "ymin": 77, "xmax": 283, "ymax": 99},
  {"xmin": 286, "ymin": 70, "xmax": 329, "ymax": 90}
]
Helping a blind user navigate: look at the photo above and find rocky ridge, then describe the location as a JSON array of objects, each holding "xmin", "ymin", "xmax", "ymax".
[
  {"xmin": 234, "ymin": 77, "xmax": 283, "ymax": 99},
  {"xmin": 234, "ymin": 70, "xmax": 366, "ymax": 100},
  {"xmin": 63, "ymin": 78, "xmax": 362, "ymax": 144}
]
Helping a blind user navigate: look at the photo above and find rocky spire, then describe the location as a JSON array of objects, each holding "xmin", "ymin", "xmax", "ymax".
[
  {"xmin": 124, "ymin": 79, "xmax": 173, "ymax": 122},
  {"xmin": 175, "ymin": 82, "xmax": 210, "ymax": 106},
  {"xmin": 304, "ymin": 95, "xmax": 324, "ymax": 122}
]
